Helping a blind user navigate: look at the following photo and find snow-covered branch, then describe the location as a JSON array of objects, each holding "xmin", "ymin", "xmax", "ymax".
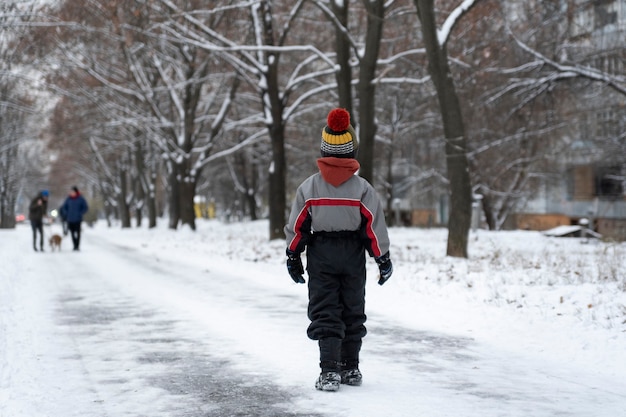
[
  {"xmin": 63, "ymin": 52, "xmax": 146, "ymax": 102},
  {"xmin": 468, "ymin": 123, "xmax": 567, "ymax": 158},
  {"xmin": 437, "ymin": 0, "xmax": 481, "ymax": 47},
  {"xmin": 376, "ymin": 48, "xmax": 426, "ymax": 65},
  {"xmin": 194, "ymin": 130, "xmax": 267, "ymax": 171},
  {"xmin": 508, "ymin": 31, "xmax": 626, "ymax": 96},
  {"xmin": 309, "ymin": 0, "xmax": 361, "ymax": 58}
]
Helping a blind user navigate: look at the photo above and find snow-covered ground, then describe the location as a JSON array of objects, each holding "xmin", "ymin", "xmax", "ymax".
[{"xmin": 1, "ymin": 219, "xmax": 625, "ymax": 417}]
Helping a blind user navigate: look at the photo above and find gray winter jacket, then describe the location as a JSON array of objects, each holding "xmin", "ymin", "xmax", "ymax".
[{"xmin": 284, "ymin": 157, "xmax": 390, "ymax": 258}]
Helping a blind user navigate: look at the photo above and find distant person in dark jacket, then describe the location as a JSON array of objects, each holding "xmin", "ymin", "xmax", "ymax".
[
  {"xmin": 61, "ymin": 186, "xmax": 89, "ymax": 251},
  {"xmin": 28, "ymin": 190, "xmax": 49, "ymax": 252}
]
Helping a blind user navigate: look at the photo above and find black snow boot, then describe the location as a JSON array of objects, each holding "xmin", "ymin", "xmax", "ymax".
[
  {"xmin": 340, "ymin": 339, "xmax": 362, "ymax": 386},
  {"xmin": 315, "ymin": 337, "xmax": 342, "ymax": 391}
]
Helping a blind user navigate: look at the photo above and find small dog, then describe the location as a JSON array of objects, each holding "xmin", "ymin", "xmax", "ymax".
[{"xmin": 49, "ymin": 234, "xmax": 63, "ymax": 251}]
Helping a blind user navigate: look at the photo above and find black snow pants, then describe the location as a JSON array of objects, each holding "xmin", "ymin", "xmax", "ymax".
[
  {"xmin": 31, "ymin": 220, "xmax": 44, "ymax": 250},
  {"xmin": 68, "ymin": 221, "xmax": 82, "ymax": 250},
  {"xmin": 305, "ymin": 232, "xmax": 367, "ymax": 343}
]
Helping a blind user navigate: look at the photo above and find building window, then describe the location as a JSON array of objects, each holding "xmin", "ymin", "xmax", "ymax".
[
  {"xmin": 595, "ymin": 166, "xmax": 624, "ymax": 198},
  {"xmin": 571, "ymin": 7, "xmax": 594, "ymax": 37},
  {"xmin": 594, "ymin": 1, "xmax": 618, "ymax": 28},
  {"xmin": 596, "ymin": 107, "xmax": 623, "ymax": 139}
]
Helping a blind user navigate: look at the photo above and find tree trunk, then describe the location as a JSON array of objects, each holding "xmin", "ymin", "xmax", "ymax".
[
  {"xmin": 415, "ymin": 0, "xmax": 472, "ymax": 258},
  {"xmin": 356, "ymin": 0, "xmax": 385, "ymax": 185},
  {"xmin": 147, "ymin": 192, "xmax": 157, "ymax": 228},
  {"xmin": 330, "ymin": 1, "xmax": 353, "ymax": 112},
  {"xmin": 147, "ymin": 142, "xmax": 158, "ymax": 228},
  {"xmin": 147, "ymin": 173, "xmax": 157, "ymax": 228},
  {"xmin": 133, "ymin": 137, "xmax": 146, "ymax": 228},
  {"xmin": 245, "ymin": 190, "xmax": 257, "ymax": 221},
  {"xmin": 118, "ymin": 164, "xmax": 131, "ymax": 228},
  {"xmin": 135, "ymin": 205, "xmax": 143, "ymax": 228},
  {"xmin": 238, "ymin": 151, "xmax": 258, "ymax": 221},
  {"xmin": 259, "ymin": 0, "xmax": 287, "ymax": 241},
  {"xmin": 479, "ymin": 188, "xmax": 497, "ymax": 230},
  {"xmin": 167, "ymin": 164, "xmax": 180, "ymax": 230},
  {"xmin": 0, "ymin": 212, "xmax": 15, "ymax": 229},
  {"xmin": 133, "ymin": 173, "xmax": 143, "ymax": 228},
  {"xmin": 104, "ymin": 201, "xmax": 113, "ymax": 227},
  {"xmin": 268, "ymin": 122, "xmax": 286, "ymax": 240},
  {"xmin": 386, "ymin": 135, "xmax": 395, "ymax": 225},
  {"xmin": 179, "ymin": 178, "xmax": 197, "ymax": 231},
  {"xmin": 0, "ymin": 187, "xmax": 17, "ymax": 229},
  {"xmin": 0, "ymin": 131, "xmax": 19, "ymax": 230}
]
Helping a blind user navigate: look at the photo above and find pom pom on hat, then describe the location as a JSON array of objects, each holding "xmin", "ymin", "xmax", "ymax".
[
  {"xmin": 321, "ymin": 108, "xmax": 358, "ymax": 158},
  {"xmin": 327, "ymin": 108, "xmax": 350, "ymax": 132},
  {"xmin": 41, "ymin": 190, "xmax": 49, "ymax": 197}
]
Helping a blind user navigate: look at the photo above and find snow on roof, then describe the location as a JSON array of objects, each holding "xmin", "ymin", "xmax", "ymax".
[{"xmin": 543, "ymin": 225, "xmax": 602, "ymax": 238}]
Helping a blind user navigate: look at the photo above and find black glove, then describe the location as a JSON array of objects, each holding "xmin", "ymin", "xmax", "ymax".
[
  {"xmin": 375, "ymin": 251, "xmax": 393, "ymax": 285},
  {"xmin": 286, "ymin": 250, "xmax": 305, "ymax": 284}
]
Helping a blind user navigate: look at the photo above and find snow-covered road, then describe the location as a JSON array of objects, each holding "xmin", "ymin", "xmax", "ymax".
[{"xmin": 1, "ymin": 223, "xmax": 625, "ymax": 417}]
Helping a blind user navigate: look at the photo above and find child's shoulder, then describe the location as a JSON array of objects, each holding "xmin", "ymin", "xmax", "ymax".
[
  {"xmin": 346, "ymin": 174, "xmax": 373, "ymax": 188},
  {"xmin": 299, "ymin": 172, "xmax": 322, "ymax": 185}
]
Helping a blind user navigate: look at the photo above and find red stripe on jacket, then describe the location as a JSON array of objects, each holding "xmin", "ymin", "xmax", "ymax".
[
  {"xmin": 359, "ymin": 203, "xmax": 382, "ymax": 257},
  {"xmin": 288, "ymin": 198, "xmax": 382, "ymax": 257}
]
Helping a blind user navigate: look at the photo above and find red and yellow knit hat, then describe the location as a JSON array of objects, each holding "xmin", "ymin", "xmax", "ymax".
[{"xmin": 321, "ymin": 108, "xmax": 359, "ymax": 158}]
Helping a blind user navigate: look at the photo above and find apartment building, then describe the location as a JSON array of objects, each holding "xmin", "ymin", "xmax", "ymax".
[{"xmin": 514, "ymin": 0, "xmax": 626, "ymax": 239}]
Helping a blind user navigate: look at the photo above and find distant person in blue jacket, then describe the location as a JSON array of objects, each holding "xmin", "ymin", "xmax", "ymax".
[{"xmin": 61, "ymin": 186, "xmax": 89, "ymax": 251}]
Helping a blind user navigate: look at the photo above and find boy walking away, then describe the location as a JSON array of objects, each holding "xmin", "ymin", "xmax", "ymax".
[
  {"xmin": 284, "ymin": 108, "xmax": 393, "ymax": 392},
  {"xmin": 28, "ymin": 190, "xmax": 49, "ymax": 252},
  {"xmin": 61, "ymin": 186, "xmax": 89, "ymax": 251}
]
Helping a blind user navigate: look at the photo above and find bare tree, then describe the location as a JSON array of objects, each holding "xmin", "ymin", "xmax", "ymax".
[
  {"xmin": 21, "ymin": 0, "xmax": 623, "ymax": 242},
  {"xmin": 313, "ymin": 0, "xmax": 387, "ymax": 184},
  {"xmin": 433, "ymin": 0, "xmax": 561, "ymax": 231},
  {"xmin": 312, "ymin": 0, "xmax": 426, "ymax": 185},
  {"xmin": 156, "ymin": 0, "xmax": 341, "ymax": 239},
  {"xmin": 46, "ymin": 0, "xmax": 245, "ymax": 230},
  {"xmin": 0, "ymin": 0, "xmax": 46, "ymax": 228},
  {"xmin": 0, "ymin": 92, "xmax": 28, "ymax": 228},
  {"xmin": 472, "ymin": 0, "xmax": 626, "ymax": 229},
  {"xmin": 413, "ymin": 0, "xmax": 480, "ymax": 257}
]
